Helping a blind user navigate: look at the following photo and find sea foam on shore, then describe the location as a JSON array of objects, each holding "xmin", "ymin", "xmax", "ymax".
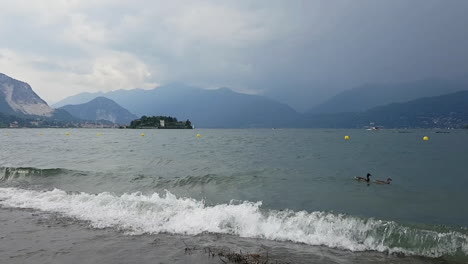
[{"xmin": 1, "ymin": 187, "xmax": 467, "ymax": 261}]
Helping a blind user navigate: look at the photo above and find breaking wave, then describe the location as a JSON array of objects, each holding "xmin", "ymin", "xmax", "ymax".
[
  {"xmin": 0, "ymin": 187, "xmax": 467, "ymax": 261},
  {"xmin": 0, "ymin": 167, "xmax": 72, "ymax": 182}
]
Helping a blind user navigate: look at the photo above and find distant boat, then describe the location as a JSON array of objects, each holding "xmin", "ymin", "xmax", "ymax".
[{"xmin": 366, "ymin": 126, "xmax": 380, "ymax": 131}]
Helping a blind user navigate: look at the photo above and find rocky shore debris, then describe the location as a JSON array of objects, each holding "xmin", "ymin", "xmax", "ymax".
[{"xmin": 182, "ymin": 240, "xmax": 290, "ymax": 264}]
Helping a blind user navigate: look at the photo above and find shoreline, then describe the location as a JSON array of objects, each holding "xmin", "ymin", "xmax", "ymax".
[{"xmin": 0, "ymin": 206, "xmax": 446, "ymax": 264}]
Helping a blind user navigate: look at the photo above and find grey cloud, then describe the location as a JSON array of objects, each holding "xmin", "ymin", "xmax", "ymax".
[{"xmin": 0, "ymin": 0, "xmax": 467, "ymax": 109}]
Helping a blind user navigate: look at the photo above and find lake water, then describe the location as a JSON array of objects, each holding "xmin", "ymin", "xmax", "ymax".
[{"xmin": 1, "ymin": 128, "xmax": 467, "ymax": 263}]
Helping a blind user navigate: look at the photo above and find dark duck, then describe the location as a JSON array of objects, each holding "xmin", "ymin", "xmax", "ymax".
[{"xmin": 355, "ymin": 173, "xmax": 372, "ymax": 182}]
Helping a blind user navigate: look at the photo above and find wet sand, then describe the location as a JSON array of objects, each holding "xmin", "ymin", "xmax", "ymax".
[
  {"xmin": 0, "ymin": 206, "xmax": 448, "ymax": 264},
  {"xmin": 0, "ymin": 207, "xmax": 217, "ymax": 264}
]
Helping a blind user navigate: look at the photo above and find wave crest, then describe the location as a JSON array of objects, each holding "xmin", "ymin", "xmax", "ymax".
[
  {"xmin": 0, "ymin": 187, "xmax": 466, "ymax": 260},
  {"xmin": 0, "ymin": 167, "xmax": 69, "ymax": 182}
]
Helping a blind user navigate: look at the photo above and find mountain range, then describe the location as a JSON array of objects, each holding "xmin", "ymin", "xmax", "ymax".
[
  {"xmin": 304, "ymin": 91, "xmax": 468, "ymax": 128},
  {"xmin": 1, "ymin": 73, "xmax": 62, "ymax": 118},
  {"xmin": 0, "ymin": 73, "xmax": 131, "ymax": 127},
  {"xmin": 2, "ymin": 72, "xmax": 468, "ymax": 128},
  {"xmin": 59, "ymin": 97, "xmax": 138, "ymax": 125},
  {"xmin": 52, "ymin": 79, "xmax": 468, "ymax": 128},
  {"xmin": 54, "ymin": 84, "xmax": 301, "ymax": 128},
  {"xmin": 0, "ymin": 73, "xmax": 75, "ymax": 127},
  {"xmin": 307, "ymin": 79, "xmax": 468, "ymax": 114}
]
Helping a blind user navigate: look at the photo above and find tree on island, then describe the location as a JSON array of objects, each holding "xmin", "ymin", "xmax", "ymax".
[{"xmin": 129, "ymin": 115, "xmax": 193, "ymax": 129}]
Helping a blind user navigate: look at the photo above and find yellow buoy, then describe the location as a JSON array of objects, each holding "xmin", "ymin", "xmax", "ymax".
[
  {"xmin": 97, "ymin": 133, "xmax": 102, "ymax": 136},
  {"xmin": 5, "ymin": 133, "xmax": 10, "ymax": 136},
  {"xmin": 344, "ymin": 135, "xmax": 350, "ymax": 140},
  {"xmin": 39, "ymin": 133, "xmax": 43, "ymax": 135},
  {"xmin": 66, "ymin": 132, "xmax": 70, "ymax": 136},
  {"xmin": 423, "ymin": 136, "xmax": 429, "ymax": 141},
  {"xmin": 141, "ymin": 133, "xmax": 145, "ymax": 137},
  {"xmin": 196, "ymin": 134, "xmax": 201, "ymax": 138}
]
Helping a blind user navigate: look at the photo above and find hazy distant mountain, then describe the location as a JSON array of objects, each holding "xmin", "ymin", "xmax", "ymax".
[
  {"xmin": 60, "ymin": 97, "xmax": 138, "ymax": 125},
  {"xmin": 52, "ymin": 91, "xmax": 107, "ymax": 108},
  {"xmin": 362, "ymin": 90, "xmax": 468, "ymax": 128},
  {"xmin": 305, "ymin": 90, "xmax": 468, "ymax": 128},
  {"xmin": 53, "ymin": 79, "xmax": 468, "ymax": 128},
  {"xmin": 307, "ymin": 79, "xmax": 468, "ymax": 114},
  {"xmin": 54, "ymin": 84, "xmax": 302, "ymax": 128}
]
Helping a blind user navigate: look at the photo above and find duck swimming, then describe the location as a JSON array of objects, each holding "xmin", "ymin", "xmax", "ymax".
[
  {"xmin": 374, "ymin": 178, "xmax": 392, "ymax": 184},
  {"xmin": 355, "ymin": 173, "xmax": 372, "ymax": 182}
]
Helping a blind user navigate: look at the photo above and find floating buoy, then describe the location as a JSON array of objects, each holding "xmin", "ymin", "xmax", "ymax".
[
  {"xmin": 97, "ymin": 133, "xmax": 102, "ymax": 136},
  {"xmin": 141, "ymin": 133, "xmax": 145, "ymax": 137},
  {"xmin": 196, "ymin": 134, "xmax": 201, "ymax": 138},
  {"xmin": 423, "ymin": 136, "xmax": 429, "ymax": 141},
  {"xmin": 5, "ymin": 133, "xmax": 10, "ymax": 136},
  {"xmin": 39, "ymin": 133, "xmax": 43, "ymax": 135},
  {"xmin": 66, "ymin": 132, "xmax": 70, "ymax": 136},
  {"xmin": 344, "ymin": 135, "xmax": 350, "ymax": 140}
]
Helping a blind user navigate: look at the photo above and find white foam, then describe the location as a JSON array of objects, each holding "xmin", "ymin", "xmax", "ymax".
[{"xmin": 0, "ymin": 187, "xmax": 467, "ymax": 258}]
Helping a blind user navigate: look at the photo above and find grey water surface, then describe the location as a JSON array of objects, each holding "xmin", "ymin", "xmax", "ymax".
[{"xmin": 1, "ymin": 128, "xmax": 467, "ymax": 263}]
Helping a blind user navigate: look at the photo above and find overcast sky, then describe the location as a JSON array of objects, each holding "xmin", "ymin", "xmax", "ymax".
[{"xmin": 1, "ymin": 0, "xmax": 467, "ymax": 110}]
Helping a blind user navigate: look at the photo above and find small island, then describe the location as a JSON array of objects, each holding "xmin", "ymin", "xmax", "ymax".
[{"xmin": 129, "ymin": 116, "xmax": 193, "ymax": 129}]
